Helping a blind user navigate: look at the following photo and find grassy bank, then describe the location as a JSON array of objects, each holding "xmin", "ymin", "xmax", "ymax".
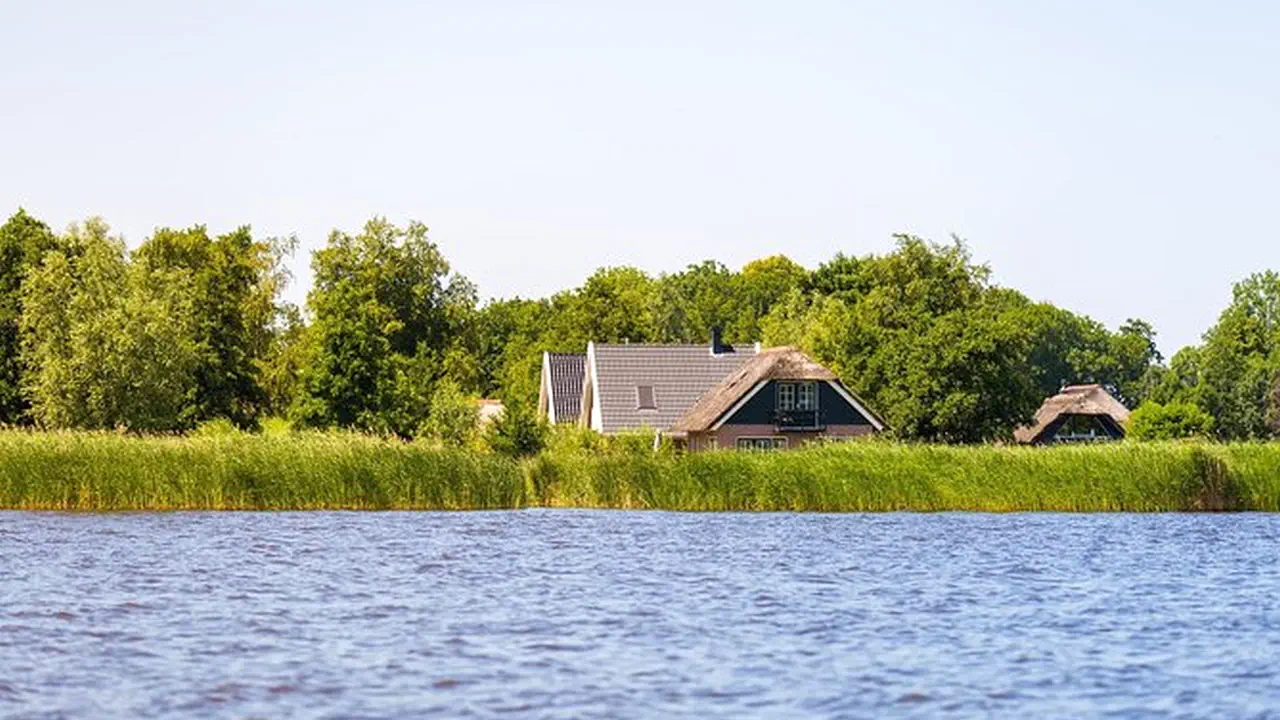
[{"xmin": 1, "ymin": 431, "xmax": 1279, "ymax": 511}]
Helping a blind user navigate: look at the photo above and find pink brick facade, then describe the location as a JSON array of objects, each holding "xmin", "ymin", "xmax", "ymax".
[{"xmin": 686, "ymin": 423, "xmax": 876, "ymax": 452}]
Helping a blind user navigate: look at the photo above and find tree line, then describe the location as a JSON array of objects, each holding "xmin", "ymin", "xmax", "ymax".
[{"xmin": 0, "ymin": 208, "xmax": 1275, "ymax": 443}]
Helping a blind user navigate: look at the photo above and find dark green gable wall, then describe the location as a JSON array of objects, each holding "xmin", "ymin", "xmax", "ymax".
[{"xmin": 723, "ymin": 380, "xmax": 871, "ymax": 425}]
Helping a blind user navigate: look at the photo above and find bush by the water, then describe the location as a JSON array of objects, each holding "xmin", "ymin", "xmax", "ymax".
[
  {"xmin": 1128, "ymin": 401, "xmax": 1215, "ymax": 440},
  {"xmin": 484, "ymin": 400, "xmax": 547, "ymax": 458}
]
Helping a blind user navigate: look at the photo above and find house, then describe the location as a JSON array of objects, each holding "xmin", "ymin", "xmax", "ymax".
[
  {"xmin": 537, "ymin": 352, "xmax": 585, "ymax": 425},
  {"xmin": 1014, "ymin": 384, "xmax": 1130, "ymax": 445},
  {"xmin": 538, "ymin": 331, "xmax": 885, "ymax": 451},
  {"xmin": 579, "ymin": 335, "xmax": 757, "ymax": 435},
  {"xmin": 670, "ymin": 346, "xmax": 886, "ymax": 451}
]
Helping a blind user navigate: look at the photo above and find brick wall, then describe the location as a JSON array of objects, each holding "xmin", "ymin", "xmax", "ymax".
[{"xmin": 688, "ymin": 424, "xmax": 876, "ymax": 451}]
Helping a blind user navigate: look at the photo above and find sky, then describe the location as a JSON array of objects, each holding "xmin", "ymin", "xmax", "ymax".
[{"xmin": 1, "ymin": 0, "xmax": 1277, "ymax": 355}]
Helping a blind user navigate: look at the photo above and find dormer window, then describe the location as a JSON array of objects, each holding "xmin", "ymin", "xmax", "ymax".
[{"xmin": 636, "ymin": 385, "xmax": 657, "ymax": 410}]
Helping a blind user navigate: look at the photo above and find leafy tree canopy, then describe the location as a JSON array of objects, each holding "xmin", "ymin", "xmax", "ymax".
[
  {"xmin": 291, "ymin": 218, "xmax": 476, "ymax": 436},
  {"xmin": 0, "ymin": 209, "xmax": 59, "ymax": 423}
]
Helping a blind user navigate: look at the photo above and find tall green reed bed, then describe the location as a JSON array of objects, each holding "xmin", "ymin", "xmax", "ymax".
[
  {"xmin": 528, "ymin": 441, "xmax": 1269, "ymax": 512},
  {"xmin": 2, "ymin": 431, "xmax": 1278, "ymax": 511},
  {"xmin": 0, "ymin": 431, "xmax": 525, "ymax": 510}
]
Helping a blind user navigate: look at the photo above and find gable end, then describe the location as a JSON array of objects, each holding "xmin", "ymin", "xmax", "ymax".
[{"xmin": 715, "ymin": 379, "xmax": 875, "ymax": 428}]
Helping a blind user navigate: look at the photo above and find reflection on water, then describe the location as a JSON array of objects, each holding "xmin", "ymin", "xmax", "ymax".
[{"xmin": 2, "ymin": 510, "xmax": 1280, "ymax": 718}]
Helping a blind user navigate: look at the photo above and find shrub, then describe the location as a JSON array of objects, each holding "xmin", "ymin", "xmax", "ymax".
[
  {"xmin": 418, "ymin": 379, "xmax": 479, "ymax": 447},
  {"xmin": 485, "ymin": 398, "xmax": 547, "ymax": 457},
  {"xmin": 191, "ymin": 418, "xmax": 244, "ymax": 437},
  {"xmin": 1129, "ymin": 401, "xmax": 1215, "ymax": 440}
]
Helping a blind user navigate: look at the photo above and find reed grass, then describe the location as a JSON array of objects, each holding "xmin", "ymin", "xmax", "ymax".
[
  {"xmin": 528, "ymin": 440, "xmax": 1263, "ymax": 512},
  {"xmin": 0, "ymin": 431, "xmax": 1276, "ymax": 512},
  {"xmin": 0, "ymin": 430, "xmax": 525, "ymax": 510}
]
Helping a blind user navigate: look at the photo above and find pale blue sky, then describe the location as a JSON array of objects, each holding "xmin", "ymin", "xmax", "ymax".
[{"xmin": 2, "ymin": 1, "xmax": 1276, "ymax": 354}]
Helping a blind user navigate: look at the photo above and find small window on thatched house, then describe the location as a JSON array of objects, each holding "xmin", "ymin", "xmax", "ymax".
[
  {"xmin": 778, "ymin": 383, "xmax": 795, "ymax": 410},
  {"xmin": 737, "ymin": 437, "xmax": 788, "ymax": 451},
  {"xmin": 777, "ymin": 381, "xmax": 818, "ymax": 411},
  {"xmin": 797, "ymin": 382, "xmax": 817, "ymax": 410}
]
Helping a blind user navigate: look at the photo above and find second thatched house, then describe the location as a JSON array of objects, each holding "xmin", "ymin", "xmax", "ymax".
[{"xmin": 1014, "ymin": 384, "xmax": 1130, "ymax": 445}]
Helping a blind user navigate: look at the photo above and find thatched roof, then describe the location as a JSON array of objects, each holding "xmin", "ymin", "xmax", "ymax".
[
  {"xmin": 672, "ymin": 346, "xmax": 863, "ymax": 433},
  {"xmin": 1013, "ymin": 384, "xmax": 1130, "ymax": 444}
]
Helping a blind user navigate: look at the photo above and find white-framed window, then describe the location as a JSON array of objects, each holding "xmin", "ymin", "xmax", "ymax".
[
  {"xmin": 736, "ymin": 437, "xmax": 788, "ymax": 451},
  {"xmin": 797, "ymin": 382, "xmax": 817, "ymax": 411},
  {"xmin": 636, "ymin": 385, "xmax": 657, "ymax": 410},
  {"xmin": 777, "ymin": 381, "xmax": 818, "ymax": 411},
  {"xmin": 777, "ymin": 382, "xmax": 795, "ymax": 411}
]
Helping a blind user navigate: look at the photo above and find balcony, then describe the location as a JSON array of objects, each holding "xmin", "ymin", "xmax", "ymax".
[{"xmin": 774, "ymin": 409, "xmax": 825, "ymax": 431}]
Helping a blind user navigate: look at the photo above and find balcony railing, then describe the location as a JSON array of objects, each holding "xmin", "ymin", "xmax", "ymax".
[{"xmin": 774, "ymin": 409, "xmax": 825, "ymax": 431}]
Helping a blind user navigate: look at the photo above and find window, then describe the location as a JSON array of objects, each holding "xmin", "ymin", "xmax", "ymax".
[
  {"xmin": 777, "ymin": 382, "xmax": 795, "ymax": 411},
  {"xmin": 636, "ymin": 385, "xmax": 657, "ymax": 410},
  {"xmin": 737, "ymin": 437, "xmax": 788, "ymax": 451},
  {"xmin": 777, "ymin": 382, "xmax": 818, "ymax": 411},
  {"xmin": 797, "ymin": 382, "xmax": 817, "ymax": 411}
]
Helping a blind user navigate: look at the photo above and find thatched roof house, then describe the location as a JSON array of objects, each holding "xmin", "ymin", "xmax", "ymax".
[
  {"xmin": 671, "ymin": 346, "xmax": 883, "ymax": 435},
  {"xmin": 669, "ymin": 346, "xmax": 885, "ymax": 451},
  {"xmin": 1014, "ymin": 384, "xmax": 1130, "ymax": 445}
]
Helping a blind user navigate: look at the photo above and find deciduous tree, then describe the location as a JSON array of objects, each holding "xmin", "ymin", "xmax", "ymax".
[
  {"xmin": 0, "ymin": 209, "xmax": 58, "ymax": 423},
  {"xmin": 20, "ymin": 219, "xmax": 198, "ymax": 431},
  {"xmin": 291, "ymin": 218, "xmax": 475, "ymax": 436}
]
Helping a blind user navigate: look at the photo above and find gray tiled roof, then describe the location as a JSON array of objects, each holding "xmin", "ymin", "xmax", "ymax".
[
  {"xmin": 590, "ymin": 344, "xmax": 757, "ymax": 433},
  {"xmin": 546, "ymin": 353, "xmax": 585, "ymax": 424}
]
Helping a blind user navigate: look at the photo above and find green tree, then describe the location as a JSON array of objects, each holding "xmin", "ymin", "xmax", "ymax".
[
  {"xmin": 736, "ymin": 254, "xmax": 807, "ymax": 339},
  {"xmin": 550, "ymin": 266, "xmax": 657, "ymax": 346},
  {"xmin": 258, "ymin": 304, "xmax": 308, "ymax": 417},
  {"xmin": 20, "ymin": 219, "xmax": 198, "ymax": 431},
  {"xmin": 804, "ymin": 252, "xmax": 868, "ymax": 302},
  {"xmin": 0, "ymin": 209, "xmax": 59, "ymax": 423},
  {"xmin": 291, "ymin": 218, "xmax": 474, "ymax": 436},
  {"xmin": 134, "ymin": 225, "xmax": 294, "ymax": 428},
  {"xmin": 652, "ymin": 260, "xmax": 740, "ymax": 343},
  {"xmin": 1193, "ymin": 271, "xmax": 1280, "ymax": 440},
  {"xmin": 1014, "ymin": 301, "xmax": 1161, "ymax": 407},
  {"xmin": 1132, "ymin": 346, "xmax": 1201, "ymax": 407},
  {"xmin": 862, "ymin": 298, "xmax": 1041, "ymax": 442},
  {"xmin": 472, "ymin": 296, "xmax": 553, "ymax": 404}
]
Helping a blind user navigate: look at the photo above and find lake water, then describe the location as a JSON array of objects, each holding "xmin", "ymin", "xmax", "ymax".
[{"xmin": 3, "ymin": 511, "xmax": 1280, "ymax": 718}]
